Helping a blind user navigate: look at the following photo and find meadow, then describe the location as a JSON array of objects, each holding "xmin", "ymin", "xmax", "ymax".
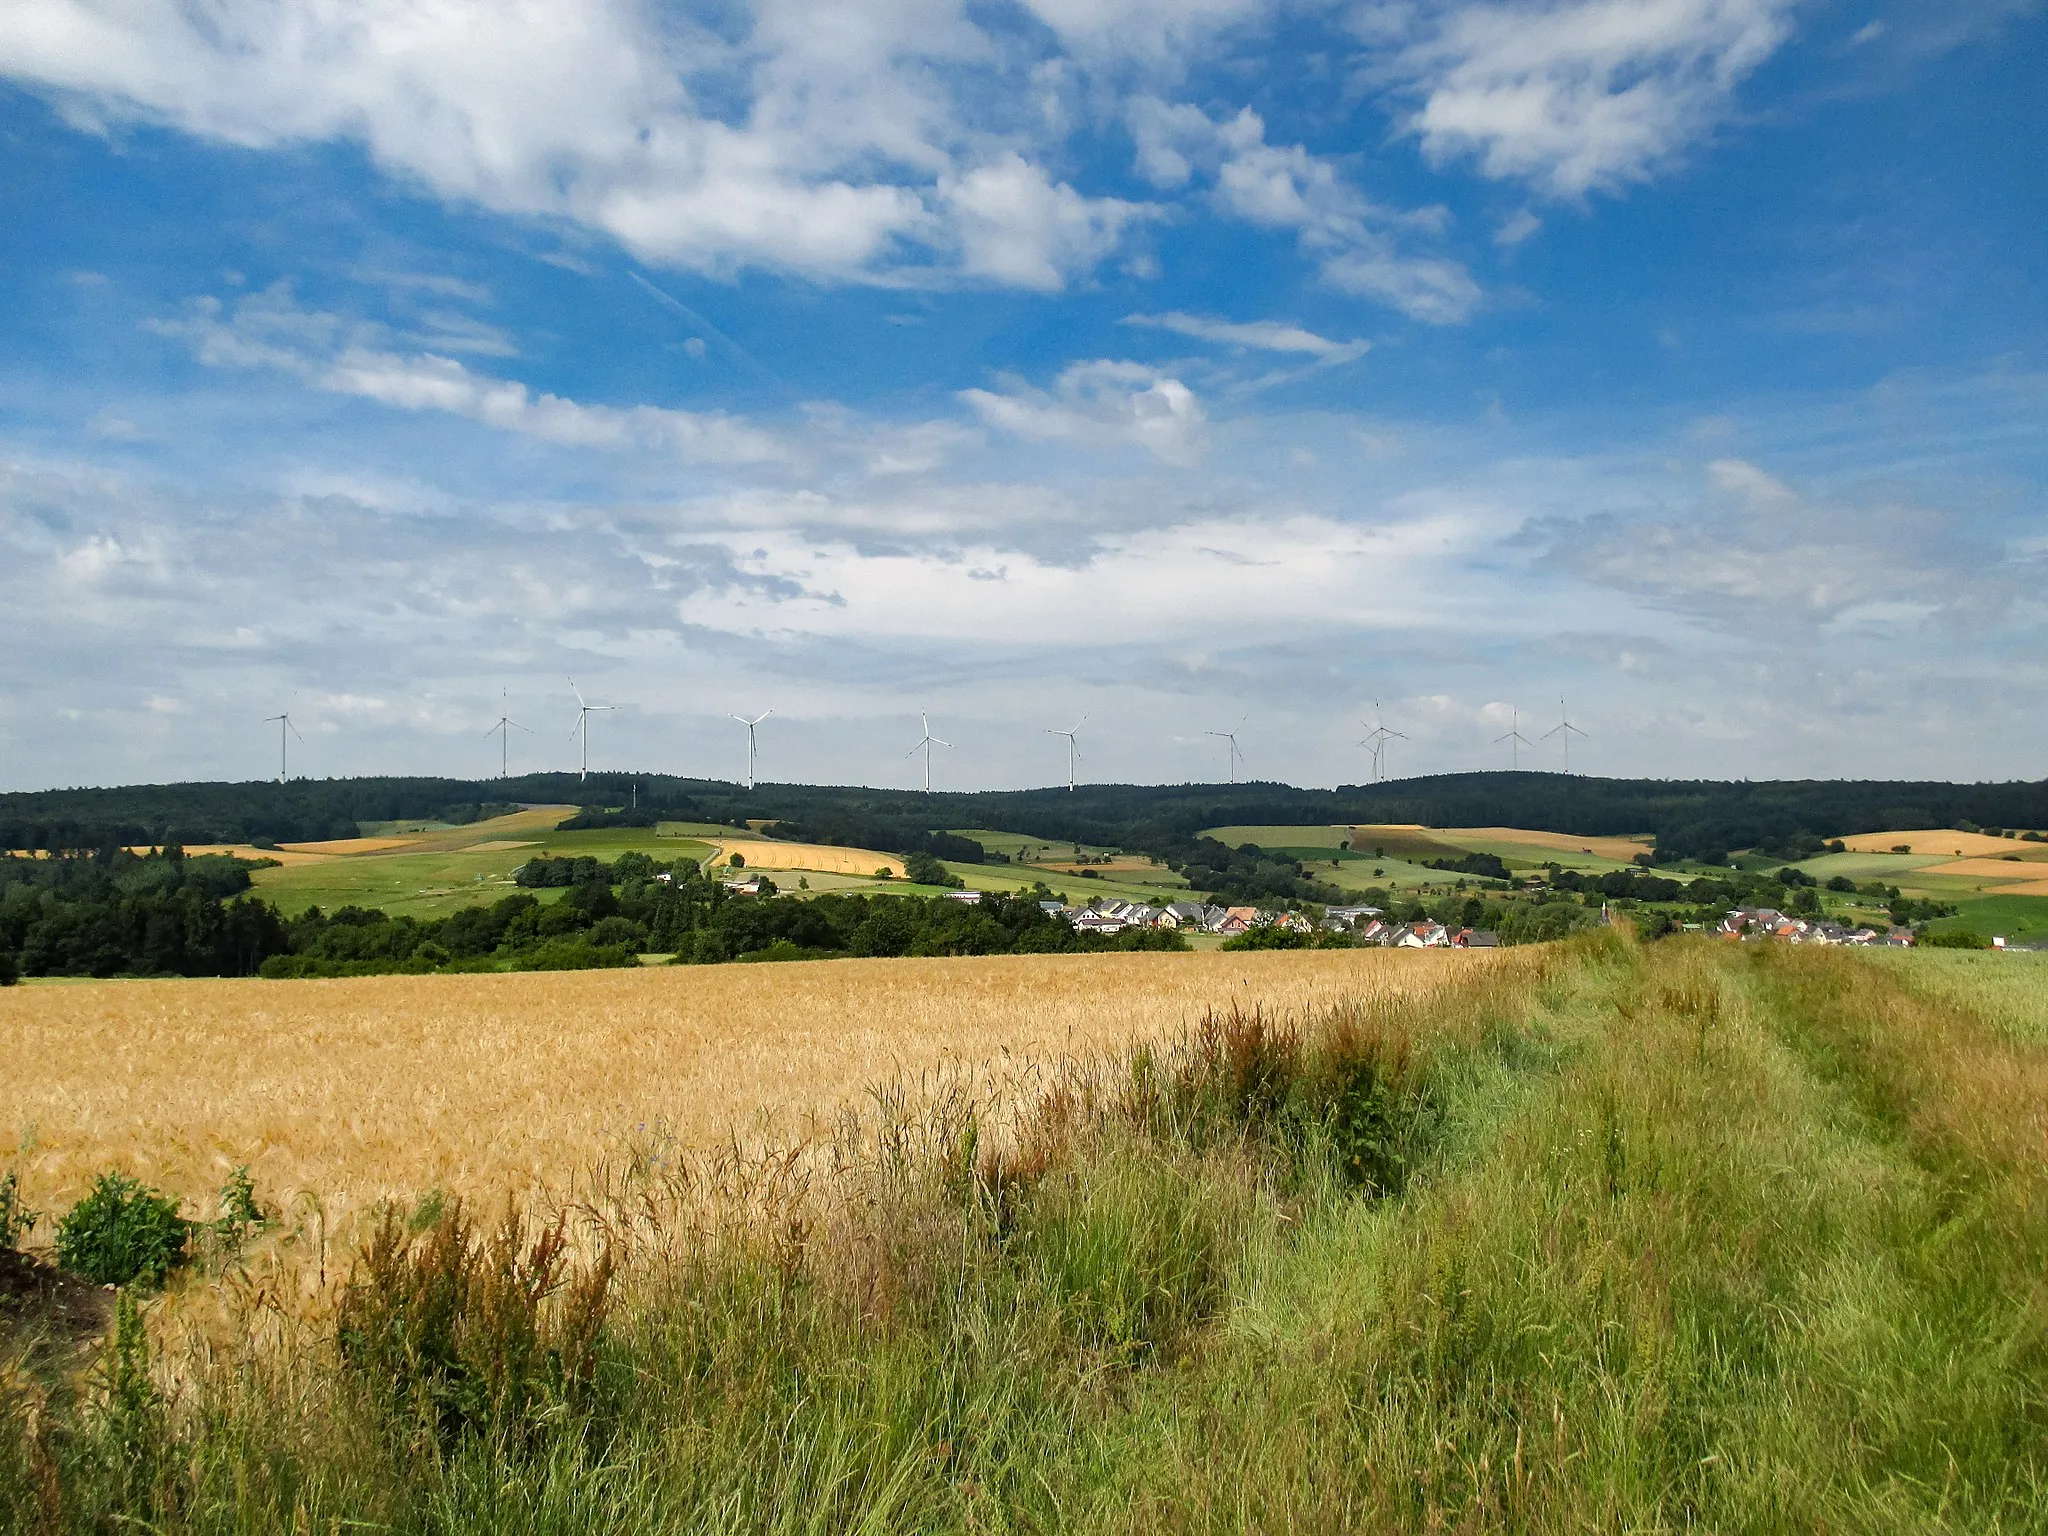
[{"xmin": 5, "ymin": 935, "xmax": 2048, "ymax": 1531}]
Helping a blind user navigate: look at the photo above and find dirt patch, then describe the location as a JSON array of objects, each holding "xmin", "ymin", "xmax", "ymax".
[{"xmin": 0, "ymin": 1249, "xmax": 110, "ymax": 1348}]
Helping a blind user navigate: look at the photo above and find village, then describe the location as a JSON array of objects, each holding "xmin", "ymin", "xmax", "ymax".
[{"xmin": 928, "ymin": 890, "xmax": 1504, "ymax": 948}]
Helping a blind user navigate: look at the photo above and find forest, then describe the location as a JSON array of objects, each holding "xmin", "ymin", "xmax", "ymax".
[{"xmin": 6, "ymin": 770, "xmax": 2045, "ymax": 871}]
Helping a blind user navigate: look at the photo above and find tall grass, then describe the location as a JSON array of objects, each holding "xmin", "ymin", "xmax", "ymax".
[{"xmin": 5, "ymin": 932, "xmax": 2047, "ymax": 1532}]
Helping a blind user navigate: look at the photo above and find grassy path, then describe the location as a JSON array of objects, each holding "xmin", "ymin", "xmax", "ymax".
[{"xmin": 5, "ymin": 937, "xmax": 2045, "ymax": 1532}]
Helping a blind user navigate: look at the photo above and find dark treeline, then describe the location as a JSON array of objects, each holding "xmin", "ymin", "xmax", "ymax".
[
  {"xmin": 0, "ymin": 849, "xmax": 288, "ymax": 982},
  {"xmin": 0, "ymin": 847, "xmax": 1184, "ymax": 983},
  {"xmin": 271, "ymin": 854, "xmax": 1182, "ymax": 977},
  {"xmin": 7, "ymin": 771, "xmax": 2044, "ymax": 869}
]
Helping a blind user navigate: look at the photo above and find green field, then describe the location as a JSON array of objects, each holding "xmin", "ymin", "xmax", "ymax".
[
  {"xmin": 245, "ymin": 811, "xmax": 719, "ymax": 918},
  {"xmin": 13, "ymin": 936, "xmax": 2048, "ymax": 1528}
]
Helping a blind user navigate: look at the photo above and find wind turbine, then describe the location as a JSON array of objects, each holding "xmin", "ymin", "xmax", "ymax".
[
  {"xmin": 905, "ymin": 711, "xmax": 951, "ymax": 793},
  {"xmin": 567, "ymin": 678, "xmax": 616, "ymax": 782},
  {"xmin": 486, "ymin": 691, "xmax": 531, "ymax": 779},
  {"xmin": 1357, "ymin": 699, "xmax": 1408, "ymax": 783},
  {"xmin": 1205, "ymin": 719, "xmax": 1246, "ymax": 785},
  {"xmin": 1494, "ymin": 708, "xmax": 1534, "ymax": 771},
  {"xmin": 264, "ymin": 709, "xmax": 305, "ymax": 783},
  {"xmin": 1046, "ymin": 716, "xmax": 1085, "ymax": 792},
  {"xmin": 1542, "ymin": 697, "xmax": 1588, "ymax": 775},
  {"xmin": 730, "ymin": 709, "xmax": 772, "ymax": 791}
]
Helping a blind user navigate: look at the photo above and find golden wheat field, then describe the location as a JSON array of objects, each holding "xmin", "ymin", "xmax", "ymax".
[{"xmin": 2, "ymin": 950, "xmax": 1494, "ymax": 1230}]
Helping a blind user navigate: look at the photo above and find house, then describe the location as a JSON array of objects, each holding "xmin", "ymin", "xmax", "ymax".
[
  {"xmin": 1395, "ymin": 921, "xmax": 1451, "ymax": 948},
  {"xmin": 1215, "ymin": 909, "xmax": 1254, "ymax": 937},
  {"xmin": 1071, "ymin": 911, "xmax": 1125, "ymax": 935},
  {"xmin": 1159, "ymin": 902, "xmax": 1209, "ymax": 929},
  {"xmin": 1884, "ymin": 930, "xmax": 1916, "ymax": 947},
  {"xmin": 1122, "ymin": 904, "xmax": 1162, "ymax": 927},
  {"xmin": 1453, "ymin": 929, "xmax": 1499, "ymax": 948},
  {"xmin": 943, "ymin": 890, "xmax": 983, "ymax": 904},
  {"xmin": 1274, "ymin": 911, "xmax": 1315, "ymax": 933},
  {"xmin": 724, "ymin": 877, "xmax": 766, "ymax": 896},
  {"xmin": 1038, "ymin": 900, "xmax": 1067, "ymax": 917},
  {"xmin": 1323, "ymin": 905, "xmax": 1383, "ymax": 929}
]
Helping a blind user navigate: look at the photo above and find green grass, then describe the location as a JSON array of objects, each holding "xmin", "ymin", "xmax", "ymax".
[
  {"xmin": 1873, "ymin": 949, "xmax": 2048, "ymax": 1043},
  {"xmin": 1923, "ymin": 893, "xmax": 2048, "ymax": 946},
  {"xmin": 9, "ymin": 936, "xmax": 2048, "ymax": 1531},
  {"xmin": 251, "ymin": 831, "xmax": 717, "ymax": 918}
]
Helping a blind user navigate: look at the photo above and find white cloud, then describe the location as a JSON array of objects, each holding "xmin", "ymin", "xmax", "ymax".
[
  {"xmin": 1127, "ymin": 99, "xmax": 1482, "ymax": 322},
  {"xmin": 962, "ymin": 360, "xmax": 1209, "ymax": 464},
  {"xmin": 0, "ymin": 0, "xmax": 1152, "ymax": 289},
  {"xmin": 941, "ymin": 154, "xmax": 1154, "ymax": 291},
  {"xmin": 678, "ymin": 508, "xmax": 1490, "ymax": 645},
  {"xmin": 1123, "ymin": 311, "xmax": 1370, "ymax": 362},
  {"xmin": 1494, "ymin": 207, "xmax": 1542, "ymax": 246},
  {"xmin": 1392, "ymin": 0, "xmax": 1800, "ymax": 197},
  {"xmin": 149, "ymin": 284, "xmax": 782, "ymax": 464}
]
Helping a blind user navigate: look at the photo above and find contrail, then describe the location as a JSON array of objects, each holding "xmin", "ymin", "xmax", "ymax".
[{"xmin": 626, "ymin": 270, "xmax": 786, "ymax": 392}]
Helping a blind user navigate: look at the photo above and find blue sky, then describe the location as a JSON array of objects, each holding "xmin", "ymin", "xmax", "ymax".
[{"xmin": 1, "ymin": 0, "xmax": 2042, "ymax": 793}]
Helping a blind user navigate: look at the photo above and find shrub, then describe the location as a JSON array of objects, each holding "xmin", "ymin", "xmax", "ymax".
[
  {"xmin": 56, "ymin": 1173, "xmax": 190, "ymax": 1287},
  {"xmin": 1921, "ymin": 929, "xmax": 1993, "ymax": 950}
]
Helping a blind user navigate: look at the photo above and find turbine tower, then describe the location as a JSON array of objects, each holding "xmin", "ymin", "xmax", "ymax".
[
  {"xmin": 264, "ymin": 709, "xmax": 305, "ymax": 783},
  {"xmin": 1542, "ymin": 697, "xmax": 1588, "ymax": 775},
  {"xmin": 567, "ymin": 678, "xmax": 616, "ymax": 782},
  {"xmin": 905, "ymin": 711, "xmax": 951, "ymax": 792},
  {"xmin": 1494, "ymin": 708, "xmax": 1534, "ymax": 771},
  {"xmin": 1046, "ymin": 716, "xmax": 1085, "ymax": 792},
  {"xmin": 1205, "ymin": 720, "xmax": 1246, "ymax": 785},
  {"xmin": 730, "ymin": 709, "xmax": 772, "ymax": 791},
  {"xmin": 486, "ymin": 691, "xmax": 530, "ymax": 779},
  {"xmin": 1357, "ymin": 699, "xmax": 1408, "ymax": 783}
]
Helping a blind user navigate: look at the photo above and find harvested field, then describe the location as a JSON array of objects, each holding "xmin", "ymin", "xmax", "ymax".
[
  {"xmin": 280, "ymin": 835, "xmax": 426, "ymax": 856},
  {"xmin": 138, "ymin": 843, "xmax": 336, "ymax": 866},
  {"xmin": 1919, "ymin": 855, "xmax": 2048, "ymax": 879},
  {"xmin": 1837, "ymin": 829, "xmax": 2038, "ymax": 858},
  {"xmin": 1441, "ymin": 825, "xmax": 1653, "ymax": 862},
  {"xmin": 0, "ymin": 949, "xmax": 1488, "ymax": 1228},
  {"xmin": 708, "ymin": 838, "xmax": 905, "ymax": 876}
]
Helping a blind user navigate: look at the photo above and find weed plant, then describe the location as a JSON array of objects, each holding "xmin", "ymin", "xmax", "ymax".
[
  {"xmin": 51, "ymin": 1173, "xmax": 188, "ymax": 1289},
  {"xmin": 5, "ymin": 933, "xmax": 2047, "ymax": 1532}
]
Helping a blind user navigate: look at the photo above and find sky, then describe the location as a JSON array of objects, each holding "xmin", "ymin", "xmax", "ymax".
[{"xmin": 0, "ymin": 0, "xmax": 2043, "ymax": 795}]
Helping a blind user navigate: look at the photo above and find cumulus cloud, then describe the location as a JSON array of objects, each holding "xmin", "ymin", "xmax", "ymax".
[
  {"xmin": 961, "ymin": 360, "xmax": 1209, "ymax": 464},
  {"xmin": 0, "ymin": 0, "xmax": 1148, "ymax": 289},
  {"xmin": 941, "ymin": 154, "xmax": 1155, "ymax": 290},
  {"xmin": 1388, "ymin": 0, "xmax": 1800, "ymax": 197}
]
